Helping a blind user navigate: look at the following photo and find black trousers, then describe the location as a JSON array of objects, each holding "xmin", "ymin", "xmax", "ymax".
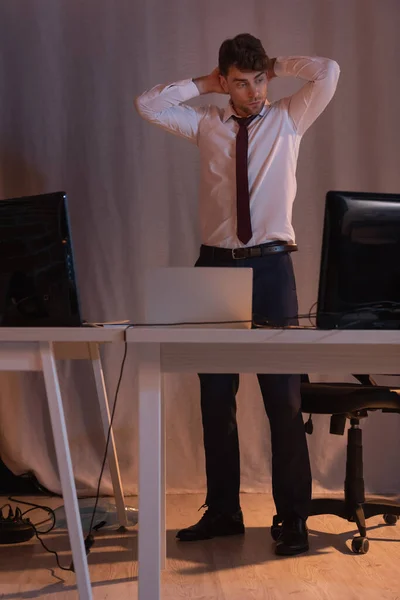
[{"xmin": 195, "ymin": 246, "xmax": 312, "ymax": 520}]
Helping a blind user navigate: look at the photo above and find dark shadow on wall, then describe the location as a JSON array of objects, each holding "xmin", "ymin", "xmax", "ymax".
[
  {"xmin": 0, "ymin": 151, "xmax": 51, "ymax": 494},
  {"xmin": 0, "ymin": 151, "xmax": 47, "ymax": 200}
]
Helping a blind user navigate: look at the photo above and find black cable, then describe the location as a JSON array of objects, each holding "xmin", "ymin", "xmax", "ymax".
[
  {"xmin": 339, "ymin": 320, "xmax": 364, "ymax": 329},
  {"xmin": 308, "ymin": 301, "xmax": 318, "ymax": 327},
  {"xmin": 83, "ymin": 295, "xmax": 397, "ymax": 545},
  {"xmin": 4, "ymin": 331, "xmax": 130, "ymax": 574},
  {"xmin": 4, "ymin": 498, "xmax": 71, "ymax": 571},
  {"xmin": 319, "ymin": 302, "xmax": 400, "ymax": 329},
  {"xmin": 6, "ymin": 298, "xmax": 356, "ymax": 572},
  {"xmin": 27, "ymin": 300, "xmax": 324, "ymax": 570},
  {"xmin": 321, "ymin": 302, "xmax": 400, "ymax": 318},
  {"xmin": 80, "ymin": 296, "xmax": 400, "ymax": 561},
  {"xmin": 129, "ymin": 314, "xmax": 319, "ymax": 329},
  {"xmin": 88, "ymin": 303, "xmax": 320, "ymax": 331},
  {"xmin": 8, "ymin": 497, "xmax": 56, "ymax": 534},
  {"xmin": 20, "ymin": 507, "xmax": 55, "ymax": 533},
  {"xmin": 65, "ymin": 329, "xmax": 131, "ymax": 572},
  {"xmin": 32, "ymin": 519, "xmax": 96, "ymax": 573},
  {"xmin": 83, "ymin": 304, "xmax": 322, "ymax": 551},
  {"xmin": 87, "ymin": 328, "xmax": 130, "ymax": 538},
  {"xmin": 343, "ymin": 300, "xmax": 400, "ymax": 309},
  {"xmin": 31, "ymin": 524, "xmax": 72, "ymax": 572}
]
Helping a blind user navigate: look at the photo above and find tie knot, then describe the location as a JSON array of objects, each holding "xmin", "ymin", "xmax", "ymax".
[{"xmin": 232, "ymin": 115, "xmax": 257, "ymax": 127}]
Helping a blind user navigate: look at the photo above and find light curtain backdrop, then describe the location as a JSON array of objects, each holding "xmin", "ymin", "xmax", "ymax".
[{"xmin": 0, "ymin": 0, "xmax": 399, "ymax": 498}]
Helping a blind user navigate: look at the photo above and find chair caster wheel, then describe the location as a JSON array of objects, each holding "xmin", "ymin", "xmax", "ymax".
[
  {"xmin": 383, "ymin": 514, "xmax": 398, "ymax": 526},
  {"xmin": 351, "ymin": 536, "xmax": 369, "ymax": 554},
  {"xmin": 271, "ymin": 525, "xmax": 282, "ymax": 541}
]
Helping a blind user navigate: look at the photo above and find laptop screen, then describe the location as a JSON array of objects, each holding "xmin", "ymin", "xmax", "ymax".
[
  {"xmin": 143, "ymin": 267, "xmax": 253, "ymax": 328},
  {"xmin": 0, "ymin": 191, "xmax": 82, "ymax": 327}
]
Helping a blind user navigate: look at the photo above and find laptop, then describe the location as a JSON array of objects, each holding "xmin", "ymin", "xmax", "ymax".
[
  {"xmin": 0, "ymin": 191, "xmax": 83, "ymax": 327},
  {"xmin": 143, "ymin": 267, "xmax": 253, "ymax": 328}
]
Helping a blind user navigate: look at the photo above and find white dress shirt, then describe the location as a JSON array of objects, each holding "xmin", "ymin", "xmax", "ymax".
[{"xmin": 135, "ymin": 56, "xmax": 340, "ymax": 249}]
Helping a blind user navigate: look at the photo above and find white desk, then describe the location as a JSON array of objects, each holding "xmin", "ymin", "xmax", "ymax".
[
  {"xmin": 0, "ymin": 327, "xmax": 128, "ymax": 600},
  {"xmin": 127, "ymin": 326, "xmax": 400, "ymax": 600},
  {"xmin": 3, "ymin": 326, "xmax": 400, "ymax": 599}
]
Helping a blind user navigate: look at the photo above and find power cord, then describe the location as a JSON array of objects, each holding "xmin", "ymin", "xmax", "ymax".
[
  {"xmin": 127, "ymin": 312, "xmax": 319, "ymax": 329},
  {"xmin": 8, "ymin": 496, "xmax": 56, "ymax": 534},
  {"xmin": 1, "ymin": 497, "xmax": 72, "ymax": 570},
  {"xmin": 83, "ymin": 294, "xmax": 400, "ymax": 560},
  {"xmin": 78, "ymin": 307, "xmax": 323, "ymax": 568},
  {"xmin": 31, "ymin": 517, "xmax": 108, "ymax": 572},
  {"xmin": 87, "ymin": 329, "xmax": 129, "ymax": 536},
  {"xmin": 2, "ymin": 302, "xmax": 332, "ymax": 571},
  {"xmin": 33, "ymin": 524, "xmax": 72, "ymax": 572},
  {"xmin": 2, "ymin": 331, "xmax": 131, "ymax": 573},
  {"xmin": 319, "ymin": 301, "xmax": 400, "ymax": 329},
  {"xmin": 307, "ymin": 301, "xmax": 318, "ymax": 327},
  {"xmin": 72, "ymin": 326, "xmax": 131, "ymax": 572}
]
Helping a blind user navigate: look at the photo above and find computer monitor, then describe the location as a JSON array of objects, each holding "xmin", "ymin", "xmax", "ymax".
[
  {"xmin": 0, "ymin": 191, "xmax": 82, "ymax": 326},
  {"xmin": 317, "ymin": 190, "xmax": 400, "ymax": 330}
]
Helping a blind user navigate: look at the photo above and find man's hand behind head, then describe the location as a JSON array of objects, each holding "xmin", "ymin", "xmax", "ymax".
[
  {"xmin": 193, "ymin": 67, "xmax": 227, "ymax": 95},
  {"xmin": 267, "ymin": 58, "xmax": 277, "ymax": 81}
]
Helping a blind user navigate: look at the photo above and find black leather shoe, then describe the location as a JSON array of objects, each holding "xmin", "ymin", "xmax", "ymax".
[
  {"xmin": 275, "ymin": 516, "xmax": 309, "ymax": 556},
  {"xmin": 176, "ymin": 507, "xmax": 245, "ymax": 542}
]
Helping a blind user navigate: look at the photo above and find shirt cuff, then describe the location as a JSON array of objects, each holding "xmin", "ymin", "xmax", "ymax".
[{"xmin": 164, "ymin": 79, "xmax": 200, "ymax": 101}]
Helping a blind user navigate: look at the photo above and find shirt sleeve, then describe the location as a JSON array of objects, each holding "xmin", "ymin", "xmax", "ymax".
[
  {"xmin": 274, "ymin": 56, "xmax": 340, "ymax": 135},
  {"xmin": 134, "ymin": 79, "xmax": 207, "ymax": 144}
]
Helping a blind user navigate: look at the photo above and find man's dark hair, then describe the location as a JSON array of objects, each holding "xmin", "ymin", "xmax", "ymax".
[{"xmin": 218, "ymin": 33, "xmax": 269, "ymax": 77}]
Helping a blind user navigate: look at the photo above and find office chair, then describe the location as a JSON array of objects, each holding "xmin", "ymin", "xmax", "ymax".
[{"xmin": 271, "ymin": 375, "xmax": 400, "ymax": 554}]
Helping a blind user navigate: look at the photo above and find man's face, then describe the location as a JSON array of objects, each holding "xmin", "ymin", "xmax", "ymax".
[{"xmin": 220, "ymin": 66, "xmax": 268, "ymax": 117}]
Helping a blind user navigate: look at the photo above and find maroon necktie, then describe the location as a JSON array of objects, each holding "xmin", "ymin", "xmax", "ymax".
[{"xmin": 232, "ymin": 115, "xmax": 257, "ymax": 244}]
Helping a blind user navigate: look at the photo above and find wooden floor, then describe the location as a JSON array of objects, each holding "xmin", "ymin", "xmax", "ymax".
[{"xmin": 1, "ymin": 493, "xmax": 400, "ymax": 599}]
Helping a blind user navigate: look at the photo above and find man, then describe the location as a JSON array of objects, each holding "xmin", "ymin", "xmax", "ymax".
[{"xmin": 135, "ymin": 33, "xmax": 340, "ymax": 555}]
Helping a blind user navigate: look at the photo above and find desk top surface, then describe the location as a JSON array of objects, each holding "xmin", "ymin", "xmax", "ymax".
[
  {"xmin": 0, "ymin": 326, "xmax": 400, "ymax": 345},
  {"xmin": 126, "ymin": 326, "xmax": 400, "ymax": 344},
  {"xmin": 0, "ymin": 326, "xmax": 126, "ymax": 343}
]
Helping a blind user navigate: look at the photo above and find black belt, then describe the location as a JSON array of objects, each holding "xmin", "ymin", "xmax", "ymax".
[{"xmin": 200, "ymin": 241, "xmax": 297, "ymax": 261}]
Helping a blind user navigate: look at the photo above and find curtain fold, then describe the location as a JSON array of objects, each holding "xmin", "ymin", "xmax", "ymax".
[{"xmin": 0, "ymin": 0, "xmax": 399, "ymax": 496}]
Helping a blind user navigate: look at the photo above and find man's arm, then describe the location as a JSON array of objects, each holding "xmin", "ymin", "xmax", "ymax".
[
  {"xmin": 193, "ymin": 67, "xmax": 226, "ymax": 94},
  {"xmin": 271, "ymin": 56, "xmax": 340, "ymax": 135},
  {"xmin": 135, "ymin": 69, "xmax": 225, "ymax": 143}
]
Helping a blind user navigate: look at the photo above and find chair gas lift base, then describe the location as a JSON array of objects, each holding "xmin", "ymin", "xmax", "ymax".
[{"xmin": 271, "ymin": 375, "xmax": 400, "ymax": 555}]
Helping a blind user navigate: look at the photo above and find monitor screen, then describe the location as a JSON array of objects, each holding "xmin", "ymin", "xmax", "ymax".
[
  {"xmin": 317, "ymin": 190, "xmax": 400, "ymax": 329},
  {"xmin": 0, "ymin": 191, "xmax": 82, "ymax": 326}
]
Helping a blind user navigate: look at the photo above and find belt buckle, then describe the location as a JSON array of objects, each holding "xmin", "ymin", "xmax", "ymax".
[{"xmin": 232, "ymin": 248, "xmax": 241, "ymax": 260}]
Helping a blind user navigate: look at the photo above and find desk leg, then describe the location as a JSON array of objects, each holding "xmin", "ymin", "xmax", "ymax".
[
  {"xmin": 138, "ymin": 343, "xmax": 165, "ymax": 600},
  {"xmin": 89, "ymin": 343, "xmax": 128, "ymax": 529},
  {"xmin": 161, "ymin": 371, "xmax": 166, "ymax": 570},
  {"xmin": 40, "ymin": 342, "xmax": 92, "ymax": 600}
]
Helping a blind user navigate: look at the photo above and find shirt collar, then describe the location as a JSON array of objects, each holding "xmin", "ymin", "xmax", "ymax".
[{"xmin": 222, "ymin": 100, "xmax": 270, "ymax": 124}]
